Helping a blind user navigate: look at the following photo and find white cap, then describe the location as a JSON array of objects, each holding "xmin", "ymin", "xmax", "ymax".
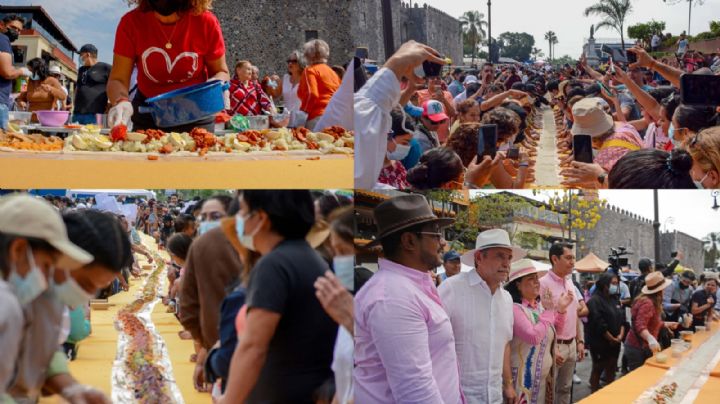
[
  {"xmin": 463, "ymin": 75, "xmax": 479, "ymax": 85},
  {"xmin": 48, "ymin": 66, "xmax": 63, "ymax": 76},
  {"xmin": 0, "ymin": 194, "xmax": 93, "ymax": 270}
]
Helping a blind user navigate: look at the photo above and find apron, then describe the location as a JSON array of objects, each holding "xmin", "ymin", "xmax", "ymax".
[{"xmin": 510, "ymin": 303, "xmax": 556, "ymax": 404}]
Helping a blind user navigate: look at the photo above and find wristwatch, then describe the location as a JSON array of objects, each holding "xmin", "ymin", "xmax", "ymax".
[{"xmin": 597, "ymin": 173, "xmax": 607, "ymax": 185}]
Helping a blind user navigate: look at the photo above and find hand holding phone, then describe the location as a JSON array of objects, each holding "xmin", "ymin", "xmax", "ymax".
[
  {"xmin": 477, "ymin": 124, "xmax": 498, "ymax": 161},
  {"xmin": 573, "ymin": 134, "xmax": 594, "ymax": 164}
]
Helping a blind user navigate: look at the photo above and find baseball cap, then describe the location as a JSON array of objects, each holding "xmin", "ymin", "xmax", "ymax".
[
  {"xmin": 463, "ymin": 75, "xmax": 479, "ymax": 85},
  {"xmin": 452, "ymin": 67, "xmax": 463, "ymax": 75},
  {"xmin": 48, "ymin": 65, "xmax": 62, "ymax": 76},
  {"xmin": 422, "ymin": 100, "xmax": 448, "ymax": 123},
  {"xmin": 0, "ymin": 194, "xmax": 93, "ymax": 270},
  {"xmin": 443, "ymin": 250, "xmax": 461, "ymax": 262},
  {"xmin": 79, "ymin": 44, "xmax": 98, "ymax": 54}
]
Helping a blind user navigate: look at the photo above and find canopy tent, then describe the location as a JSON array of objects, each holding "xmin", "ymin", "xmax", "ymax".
[
  {"xmin": 65, "ymin": 189, "xmax": 156, "ymax": 199},
  {"xmin": 575, "ymin": 252, "xmax": 610, "ymax": 273}
]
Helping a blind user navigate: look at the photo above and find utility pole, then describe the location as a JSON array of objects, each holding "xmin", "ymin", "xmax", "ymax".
[
  {"xmin": 487, "ymin": 0, "xmax": 493, "ymax": 63},
  {"xmin": 381, "ymin": 0, "xmax": 395, "ymax": 61}
]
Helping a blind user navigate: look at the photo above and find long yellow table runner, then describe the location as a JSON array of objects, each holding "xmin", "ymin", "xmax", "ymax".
[
  {"xmin": 580, "ymin": 326, "xmax": 720, "ymax": 403},
  {"xmin": 40, "ymin": 241, "xmax": 211, "ymax": 403}
]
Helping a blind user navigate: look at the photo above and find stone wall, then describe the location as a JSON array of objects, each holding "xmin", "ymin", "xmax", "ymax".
[
  {"xmin": 582, "ymin": 205, "xmax": 656, "ymax": 270},
  {"xmin": 214, "ymin": 0, "xmax": 355, "ymax": 77},
  {"xmin": 405, "ymin": 4, "xmax": 463, "ymax": 66},
  {"xmin": 660, "ymin": 231, "xmax": 705, "ymax": 273}
]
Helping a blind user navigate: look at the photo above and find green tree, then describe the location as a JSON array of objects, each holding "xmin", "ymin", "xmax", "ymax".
[
  {"xmin": 584, "ymin": 0, "xmax": 633, "ymax": 52},
  {"xmin": 703, "ymin": 232, "xmax": 719, "ymax": 269},
  {"xmin": 544, "ymin": 31, "xmax": 558, "ymax": 61},
  {"xmin": 497, "ymin": 32, "xmax": 535, "ymax": 62},
  {"xmin": 553, "ymin": 55, "xmax": 577, "ymax": 68},
  {"xmin": 460, "ymin": 11, "xmax": 488, "ymax": 66},
  {"xmin": 628, "ymin": 20, "xmax": 667, "ymax": 43},
  {"xmin": 531, "ymin": 47, "xmax": 545, "ymax": 61}
]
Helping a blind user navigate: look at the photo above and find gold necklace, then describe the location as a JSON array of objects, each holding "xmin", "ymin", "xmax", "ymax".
[{"xmin": 156, "ymin": 16, "xmax": 180, "ymax": 50}]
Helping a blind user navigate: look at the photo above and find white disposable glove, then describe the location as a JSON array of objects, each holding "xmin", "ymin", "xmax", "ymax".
[
  {"xmin": 18, "ymin": 67, "xmax": 31, "ymax": 77},
  {"xmin": 108, "ymin": 101, "xmax": 133, "ymax": 127},
  {"xmin": 647, "ymin": 335, "xmax": 661, "ymax": 352},
  {"xmin": 223, "ymin": 89, "xmax": 231, "ymax": 111}
]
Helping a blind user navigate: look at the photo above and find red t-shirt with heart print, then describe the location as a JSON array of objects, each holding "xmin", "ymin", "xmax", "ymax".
[{"xmin": 114, "ymin": 9, "xmax": 225, "ymax": 98}]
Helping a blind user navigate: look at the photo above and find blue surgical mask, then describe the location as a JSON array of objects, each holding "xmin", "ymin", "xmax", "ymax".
[
  {"xmin": 387, "ymin": 139, "xmax": 411, "ymax": 161},
  {"xmin": 609, "ymin": 284, "xmax": 619, "ymax": 295},
  {"xmin": 50, "ymin": 267, "xmax": 93, "ymax": 309},
  {"xmin": 235, "ymin": 213, "xmax": 260, "ymax": 251},
  {"xmin": 9, "ymin": 245, "xmax": 49, "ymax": 305},
  {"xmin": 198, "ymin": 220, "xmax": 220, "ymax": 235},
  {"xmin": 332, "ymin": 255, "xmax": 355, "ymax": 291}
]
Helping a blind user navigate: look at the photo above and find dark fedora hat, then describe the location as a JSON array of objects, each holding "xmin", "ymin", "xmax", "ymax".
[{"xmin": 367, "ymin": 194, "xmax": 454, "ymax": 247}]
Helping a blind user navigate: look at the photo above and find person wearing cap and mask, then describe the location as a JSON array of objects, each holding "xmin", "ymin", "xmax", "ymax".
[
  {"xmin": 16, "ymin": 58, "xmax": 67, "ymax": 116},
  {"xmin": 179, "ymin": 194, "xmax": 240, "ymax": 392},
  {"xmin": 73, "ymin": 44, "xmax": 112, "ymax": 125},
  {"xmin": 415, "ymin": 99, "xmax": 447, "ymax": 154},
  {"xmin": 0, "ymin": 194, "xmax": 116, "ymax": 404},
  {"xmin": 663, "ymin": 269, "xmax": 696, "ymax": 325},
  {"xmin": 106, "ymin": 0, "xmax": 230, "ymax": 132},
  {"xmin": 439, "ymin": 229, "xmax": 526, "ymax": 403},
  {"xmin": 48, "ymin": 65, "xmax": 70, "ymax": 111},
  {"xmin": 354, "ymin": 194, "xmax": 462, "ymax": 404},
  {"xmin": 377, "ymin": 109, "xmax": 413, "ymax": 189},
  {"xmin": 447, "ymin": 68, "xmax": 464, "ymax": 97},
  {"xmin": 0, "ymin": 14, "xmax": 32, "ymax": 117},
  {"xmin": 506, "ymin": 259, "xmax": 573, "ymax": 403},
  {"xmin": 217, "ymin": 191, "xmax": 337, "ymax": 404}
]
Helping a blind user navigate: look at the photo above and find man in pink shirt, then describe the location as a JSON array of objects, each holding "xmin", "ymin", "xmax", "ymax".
[
  {"xmin": 539, "ymin": 242, "xmax": 585, "ymax": 404},
  {"xmin": 354, "ymin": 194, "xmax": 464, "ymax": 404}
]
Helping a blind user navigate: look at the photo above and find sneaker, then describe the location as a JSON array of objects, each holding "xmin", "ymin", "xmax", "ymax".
[{"xmin": 573, "ymin": 374, "xmax": 581, "ymax": 384}]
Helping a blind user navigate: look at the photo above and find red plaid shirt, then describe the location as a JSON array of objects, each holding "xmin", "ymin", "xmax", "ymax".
[{"xmin": 229, "ymin": 79, "xmax": 272, "ymax": 116}]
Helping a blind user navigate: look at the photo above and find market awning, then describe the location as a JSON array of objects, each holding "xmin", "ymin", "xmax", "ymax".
[{"xmin": 575, "ymin": 252, "xmax": 610, "ymax": 273}]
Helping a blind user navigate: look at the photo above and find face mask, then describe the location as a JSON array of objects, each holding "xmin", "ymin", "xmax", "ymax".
[
  {"xmin": 333, "ymin": 255, "xmax": 355, "ymax": 291},
  {"xmin": 694, "ymin": 171, "xmax": 709, "ymax": 190},
  {"xmin": 609, "ymin": 284, "xmax": 619, "ymax": 295},
  {"xmin": 198, "ymin": 220, "xmax": 220, "ymax": 235},
  {"xmin": 235, "ymin": 213, "xmax": 262, "ymax": 251},
  {"xmin": 679, "ymin": 283, "xmax": 689, "ymax": 290},
  {"xmin": 50, "ymin": 267, "xmax": 93, "ymax": 309},
  {"xmin": 387, "ymin": 139, "xmax": 411, "ymax": 161},
  {"xmin": 148, "ymin": 0, "xmax": 185, "ymax": 16},
  {"xmin": 30, "ymin": 73, "xmax": 40, "ymax": 81},
  {"xmin": 5, "ymin": 29, "xmax": 18, "ymax": 43},
  {"xmin": 9, "ymin": 245, "xmax": 49, "ymax": 305}
]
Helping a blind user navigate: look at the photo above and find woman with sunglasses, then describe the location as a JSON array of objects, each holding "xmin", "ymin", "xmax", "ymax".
[{"xmin": 275, "ymin": 50, "xmax": 305, "ymax": 115}]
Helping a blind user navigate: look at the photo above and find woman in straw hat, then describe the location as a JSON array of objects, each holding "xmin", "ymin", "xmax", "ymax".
[
  {"xmin": 505, "ymin": 259, "xmax": 573, "ymax": 404},
  {"xmin": 623, "ymin": 271, "xmax": 679, "ymax": 371}
]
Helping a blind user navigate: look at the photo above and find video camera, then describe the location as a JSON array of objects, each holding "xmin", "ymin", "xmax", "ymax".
[{"xmin": 607, "ymin": 246, "xmax": 631, "ymax": 273}]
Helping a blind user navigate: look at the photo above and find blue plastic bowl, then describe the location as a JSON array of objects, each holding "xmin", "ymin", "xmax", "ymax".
[{"xmin": 139, "ymin": 80, "xmax": 229, "ymax": 128}]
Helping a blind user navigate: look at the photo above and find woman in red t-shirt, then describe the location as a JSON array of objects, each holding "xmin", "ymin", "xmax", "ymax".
[{"xmin": 107, "ymin": 0, "xmax": 230, "ymax": 132}]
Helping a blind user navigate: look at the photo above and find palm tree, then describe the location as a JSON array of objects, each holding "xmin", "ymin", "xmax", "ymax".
[
  {"xmin": 552, "ymin": 37, "xmax": 559, "ymax": 62},
  {"xmin": 544, "ymin": 31, "xmax": 557, "ymax": 62},
  {"xmin": 584, "ymin": 0, "xmax": 633, "ymax": 52},
  {"xmin": 460, "ymin": 11, "xmax": 488, "ymax": 65},
  {"xmin": 531, "ymin": 47, "xmax": 545, "ymax": 61}
]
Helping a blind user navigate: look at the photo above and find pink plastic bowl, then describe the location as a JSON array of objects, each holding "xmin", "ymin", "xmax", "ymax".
[{"xmin": 35, "ymin": 110, "xmax": 69, "ymax": 127}]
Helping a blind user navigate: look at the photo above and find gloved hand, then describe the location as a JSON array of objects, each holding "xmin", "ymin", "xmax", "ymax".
[
  {"xmin": 18, "ymin": 67, "xmax": 32, "ymax": 77},
  {"xmin": 223, "ymin": 89, "xmax": 231, "ymax": 111},
  {"xmin": 108, "ymin": 101, "xmax": 133, "ymax": 127},
  {"xmin": 647, "ymin": 335, "xmax": 661, "ymax": 353}
]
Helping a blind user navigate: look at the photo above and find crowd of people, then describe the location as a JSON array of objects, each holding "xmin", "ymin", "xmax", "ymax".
[
  {"xmin": 354, "ymin": 40, "xmax": 720, "ymax": 190},
  {"xmin": 0, "ymin": 1, "xmax": 350, "ymax": 132},
  {"xmin": 0, "ymin": 190, "xmax": 357, "ymax": 404},
  {"xmin": 354, "ymin": 194, "xmax": 719, "ymax": 403}
]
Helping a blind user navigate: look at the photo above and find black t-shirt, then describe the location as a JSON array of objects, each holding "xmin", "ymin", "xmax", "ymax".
[
  {"xmin": 691, "ymin": 289, "xmax": 714, "ymax": 324},
  {"xmin": 245, "ymin": 238, "xmax": 338, "ymax": 404},
  {"xmin": 73, "ymin": 62, "xmax": 111, "ymax": 114},
  {"xmin": 0, "ymin": 34, "xmax": 13, "ymax": 108}
]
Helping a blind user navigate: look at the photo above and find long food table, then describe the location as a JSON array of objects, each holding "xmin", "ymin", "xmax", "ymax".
[
  {"xmin": 580, "ymin": 325, "xmax": 720, "ymax": 403},
  {"xmin": 0, "ymin": 152, "xmax": 353, "ymax": 188},
  {"xmin": 39, "ymin": 238, "xmax": 210, "ymax": 403}
]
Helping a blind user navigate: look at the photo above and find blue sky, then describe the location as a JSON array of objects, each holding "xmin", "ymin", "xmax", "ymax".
[{"xmin": 7, "ymin": 0, "xmax": 129, "ymax": 64}]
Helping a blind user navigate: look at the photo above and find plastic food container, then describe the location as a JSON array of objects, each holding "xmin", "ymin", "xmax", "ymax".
[
  {"xmin": 36, "ymin": 110, "xmax": 69, "ymax": 126},
  {"xmin": 246, "ymin": 115, "xmax": 269, "ymax": 130},
  {"xmin": 8, "ymin": 111, "xmax": 32, "ymax": 125},
  {"xmin": 138, "ymin": 80, "xmax": 229, "ymax": 128},
  {"xmin": 680, "ymin": 330, "xmax": 694, "ymax": 343},
  {"xmin": 671, "ymin": 339, "xmax": 684, "ymax": 358},
  {"xmin": 696, "ymin": 325, "xmax": 707, "ymax": 332}
]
